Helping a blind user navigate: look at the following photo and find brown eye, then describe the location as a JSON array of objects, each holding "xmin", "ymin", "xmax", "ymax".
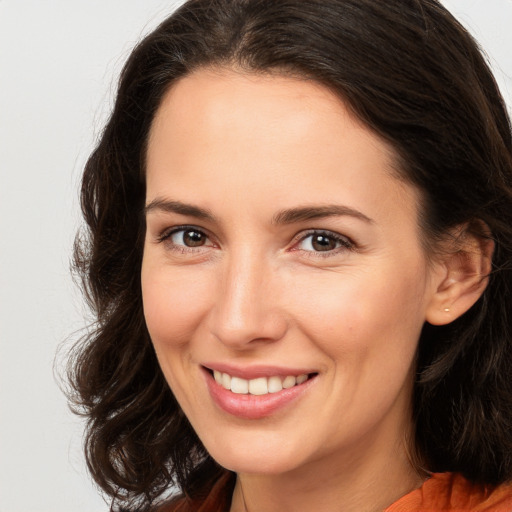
[
  {"xmin": 296, "ymin": 231, "xmax": 352, "ymax": 254},
  {"xmin": 167, "ymin": 228, "xmax": 210, "ymax": 248},
  {"xmin": 182, "ymin": 230, "xmax": 206, "ymax": 247},
  {"xmin": 311, "ymin": 234, "xmax": 338, "ymax": 251}
]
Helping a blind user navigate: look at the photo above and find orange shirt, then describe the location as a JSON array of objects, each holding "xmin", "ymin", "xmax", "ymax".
[
  {"xmin": 161, "ymin": 472, "xmax": 512, "ymax": 512},
  {"xmin": 159, "ymin": 472, "xmax": 234, "ymax": 512},
  {"xmin": 386, "ymin": 473, "xmax": 512, "ymax": 512}
]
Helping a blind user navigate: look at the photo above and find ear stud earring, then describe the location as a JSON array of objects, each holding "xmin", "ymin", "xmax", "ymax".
[{"xmin": 444, "ymin": 308, "xmax": 451, "ymax": 312}]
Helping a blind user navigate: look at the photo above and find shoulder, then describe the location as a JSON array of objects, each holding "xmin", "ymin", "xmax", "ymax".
[
  {"xmin": 151, "ymin": 496, "xmax": 193, "ymax": 512},
  {"xmin": 386, "ymin": 472, "xmax": 512, "ymax": 512},
  {"xmin": 151, "ymin": 471, "xmax": 235, "ymax": 512}
]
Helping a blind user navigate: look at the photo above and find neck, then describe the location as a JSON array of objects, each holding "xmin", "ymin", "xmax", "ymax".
[{"xmin": 230, "ymin": 433, "xmax": 424, "ymax": 512}]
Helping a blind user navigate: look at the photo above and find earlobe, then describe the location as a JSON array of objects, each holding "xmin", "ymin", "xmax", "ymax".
[{"xmin": 425, "ymin": 225, "xmax": 494, "ymax": 326}]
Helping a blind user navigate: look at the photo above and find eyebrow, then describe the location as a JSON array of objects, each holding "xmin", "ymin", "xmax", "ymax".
[
  {"xmin": 144, "ymin": 199, "xmax": 373, "ymax": 225},
  {"xmin": 144, "ymin": 199, "xmax": 216, "ymax": 221},
  {"xmin": 272, "ymin": 205, "xmax": 373, "ymax": 225}
]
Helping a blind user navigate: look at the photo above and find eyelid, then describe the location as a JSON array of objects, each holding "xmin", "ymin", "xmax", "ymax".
[
  {"xmin": 154, "ymin": 225, "xmax": 355, "ymax": 257},
  {"xmin": 157, "ymin": 224, "xmax": 216, "ymax": 248},
  {"xmin": 290, "ymin": 229, "xmax": 355, "ymax": 255}
]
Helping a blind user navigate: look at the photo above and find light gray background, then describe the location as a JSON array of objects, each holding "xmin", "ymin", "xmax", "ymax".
[{"xmin": 0, "ymin": 1, "xmax": 510, "ymax": 511}]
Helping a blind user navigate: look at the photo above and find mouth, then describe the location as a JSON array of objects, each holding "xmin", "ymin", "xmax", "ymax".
[
  {"xmin": 202, "ymin": 366, "xmax": 318, "ymax": 419},
  {"xmin": 209, "ymin": 369, "xmax": 316, "ymax": 396}
]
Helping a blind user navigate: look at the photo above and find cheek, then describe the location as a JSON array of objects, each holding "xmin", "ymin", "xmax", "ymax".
[
  {"xmin": 287, "ymin": 263, "xmax": 428, "ymax": 363},
  {"xmin": 141, "ymin": 264, "xmax": 215, "ymax": 412},
  {"xmin": 141, "ymin": 265, "xmax": 212, "ymax": 348}
]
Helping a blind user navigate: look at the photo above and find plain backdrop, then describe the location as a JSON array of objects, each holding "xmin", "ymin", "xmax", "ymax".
[{"xmin": 0, "ymin": 1, "xmax": 510, "ymax": 511}]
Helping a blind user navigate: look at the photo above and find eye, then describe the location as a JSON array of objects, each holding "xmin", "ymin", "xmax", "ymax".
[
  {"xmin": 158, "ymin": 226, "xmax": 213, "ymax": 250},
  {"xmin": 171, "ymin": 228, "xmax": 208, "ymax": 247},
  {"xmin": 295, "ymin": 230, "xmax": 353, "ymax": 254}
]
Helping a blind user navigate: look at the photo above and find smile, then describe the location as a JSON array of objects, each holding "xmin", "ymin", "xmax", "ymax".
[
  {"xmin": 213, "ymin": 370, "xmax": 310, "ymax": 395},
  {"xmin": 202, "ymin": 365, "xmax": 318, "ymax": 419}
]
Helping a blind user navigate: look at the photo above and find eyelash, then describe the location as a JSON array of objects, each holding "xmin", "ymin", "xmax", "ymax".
[
  {"xmin": 157, "ymin": 225, "xmax": 215, "ymax": 253},
  {"xmin": 291, "ymin": 229, "xmax": 355, "ymax": 258},
  {"xmin": 156, "ymin": 225, "xmax": 355, "ymax": 257}
]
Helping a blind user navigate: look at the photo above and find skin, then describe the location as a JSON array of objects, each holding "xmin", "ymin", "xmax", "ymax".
[{"xmin": 141, "ymin": 69, "xmax": 488, "ymax": 512}]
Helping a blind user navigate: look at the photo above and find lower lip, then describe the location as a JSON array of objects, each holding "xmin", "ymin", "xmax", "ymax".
[{"xmin": 203, "ymin": 369, "xmax": 316, "ymax": 420}]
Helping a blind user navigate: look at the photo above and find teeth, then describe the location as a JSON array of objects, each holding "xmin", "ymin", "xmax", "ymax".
[
  {"xmin": 231, "ymin": 376, "xmax": 249, "ymax": 394},
  {"xmin": 282, "ymin": 375, "xmax": 297, "ymax": 389},
  {"xmin": 268, "ymin": 376, "xmax": 283, "ymax": 393},
  {"xmin": 248, "ymin": 377, "xmax": 268, "ymax": 395},
  {"xmin": 211, "ymin": 371, "xmax": 309, "ymax": 395},
  {"xmin": 221, "ymin": 372, "xmax": 231, "ymax": 390},
  {"xmin": 296, "ymin": 374, "xmax": 308, "ymax": 385}
]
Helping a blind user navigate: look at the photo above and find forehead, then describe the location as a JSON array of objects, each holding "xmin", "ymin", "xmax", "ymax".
[
  {"xmin": 146, "ymin": 68, "xmax": 419, "ymax": 228},
  {"xmin": 150, "ymin": 68, "xmax": 382, "ymax": 146}
]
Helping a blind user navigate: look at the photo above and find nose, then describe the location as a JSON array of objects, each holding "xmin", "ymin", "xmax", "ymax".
[{"xmin": 208, "ymin": 249, "xmax": 288, "ymax": 349}]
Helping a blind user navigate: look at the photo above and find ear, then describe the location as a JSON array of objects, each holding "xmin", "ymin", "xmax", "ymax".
[{"xmin": 425, "ymin": 223, "xmax": 494, "ymax": 326}]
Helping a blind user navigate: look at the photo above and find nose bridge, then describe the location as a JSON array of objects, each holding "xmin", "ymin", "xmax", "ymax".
[{"xmin": 210, "ymin": 245, "xmax": 286, "ymax": 347}]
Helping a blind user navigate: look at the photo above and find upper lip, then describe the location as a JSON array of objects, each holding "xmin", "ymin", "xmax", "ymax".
[{"xmin": 202, "ymin": 362, "xmax": 316, "ymax": 380}]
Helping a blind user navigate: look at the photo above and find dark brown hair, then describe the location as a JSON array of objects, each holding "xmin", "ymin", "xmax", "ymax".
[{"xmin": 68, "ymin": 0, "xmax": 512, "ymax": 510}]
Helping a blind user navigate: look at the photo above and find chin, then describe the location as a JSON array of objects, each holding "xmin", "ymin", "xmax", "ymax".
[
  {"xmin": 212, "ymin": 452, "xmax": 303, "ymax": 476},
  {"xmin": 200, "ymin": 430, "xmax": 307, "ymax": 475}
]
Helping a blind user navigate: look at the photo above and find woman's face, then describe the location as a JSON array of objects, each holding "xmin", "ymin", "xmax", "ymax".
[{"xmin": 142, "ymin": 69, "xmax": 442, "ymax": 477}]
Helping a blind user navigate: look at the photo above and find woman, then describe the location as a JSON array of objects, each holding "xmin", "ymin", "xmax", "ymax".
[{"xmin": 69, "ymin": 1, "xmax": 512, "ymax": 511}]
